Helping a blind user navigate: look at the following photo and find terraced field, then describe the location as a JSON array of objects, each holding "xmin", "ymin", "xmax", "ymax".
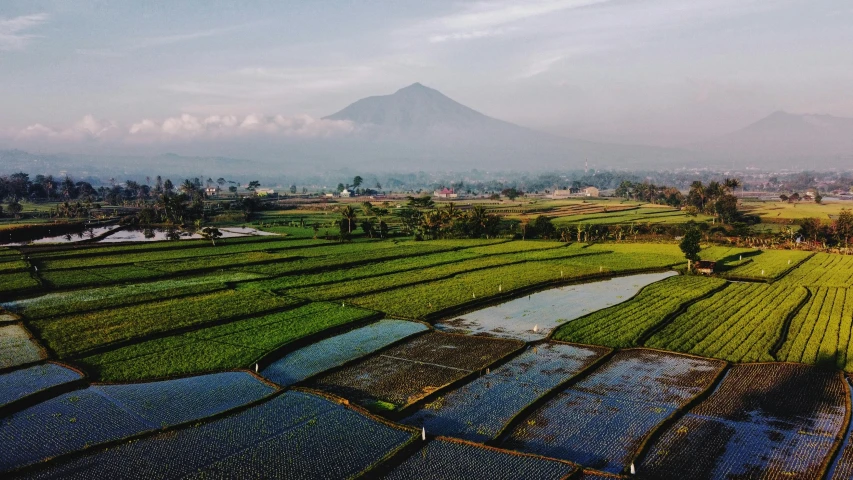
[{"xmin": 4, "ymin": 235, "xmax": 853, "ymax": 478}]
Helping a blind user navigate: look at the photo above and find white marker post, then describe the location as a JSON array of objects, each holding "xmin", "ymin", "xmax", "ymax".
[{"xmin": 422, "ymin": 427, "xmax": 426, "ymax": 441}]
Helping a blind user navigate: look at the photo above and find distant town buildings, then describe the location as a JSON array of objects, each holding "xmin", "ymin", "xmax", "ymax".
[
  {"xmin": 433, "ymin": 188, "xmax": 458, "ymax": 199},
  {"xmin": 550, "ymin": 186, "xmax": 599, "ymax": 199}
]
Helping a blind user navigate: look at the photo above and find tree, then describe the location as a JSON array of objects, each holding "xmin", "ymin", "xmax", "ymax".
[
  {"xmin": 779, "ymin": 194, "xmax": 789, "ymax": 202},
  {"xmin": 501, "ymin": 188, "xmax": 521, "ymax": 200},
  {"xmin": 7, "ymin": 201, "xmax": 22, "ymax": 219},
  {"xmin": 352, "ymin": 176, "xmax": 363, "ymax": 189},
  {"xmin": 200, "ymin": 227, "xmax": 223, "ymax": 246},
  {"xmin": 337, "ymin": 183, "xmax": 345, "ymax": 193},
  {"xmin": 835, "ymin": 209, "xmax": 853, "ymax": 249},
  {"xmin": 815, "ymin": 192, "xmax": 823, "ymax": 204},
  {"xmin": 228, "ymin": 185, "xmax": 238, "ymax": 193},
  {"xmin": 217, "ymin": 178, "xmax": 226, "ymax": 187},
  {"xmin": 163, "ymin": 179, "xmax": 174, "ymax": 195},
  {"xmin": 340, "ymin": 205, "xmax": 357, "ymax": 233},
  {"xmin": 680, "ymin": 228, "xmax": 702, "ymax": 262},
  {"xmin": 290, "ymin": 185, "xmax": 297, "ymax": 194},
  {"xmin": 533, "ymin": 216, "xmax": 555, "ymax": 239},
  {"xmin": 247, "ymin": 181, "xmax": 261, "ymax": 193},
  {"xmin": 360, "ymin": 220, "xmax": 375, "ymax": 238}
]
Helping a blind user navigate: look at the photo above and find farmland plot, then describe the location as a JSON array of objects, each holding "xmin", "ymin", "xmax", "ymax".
[
  {"xmin": 0, "ymin": 272, "xmax": 40, "ymax": 296},
  {"xmin": 828, "ymin": 376, "xmax": 853, "ymax": 480},
  {"xmin": 0, "ymin": 324, "xmax": 45, "ymax": 368},
  {"xmin": 553, "ymin": 275, "xmax": 726, "ymax": 348},
  {"xmin": 776, "ymin": 287, "xmax": 853, "ymax": 369},
  {"xmin": 639, "ymin": 364, "xmax": 847, "ymax": 480},
  {"xmin": 383, "ymin": 437, "xmax": 577, "ymax": 480},
  {"xmin": 646, "ymin": 283, "xmax": 809, "ymax": 362},
  {"xmin": 307, "ymin": 331, "xmax": 524, "ymax": 412},
  {"xmin": 261, "ymin": 319, "xmax": 428, "ymax": 387},
  {"xmin": 721, "ymin": 249, "xmax": 813, "ymax": 281},
  {"xmin": 0, "ymin": 362, "xmax": 83, "ymax": 409},
  {"xmin": 436, "ymin": 272, "xmax": 676, "ymax": 340},
  {"xmin": 781, "ymin": 253, "xmax": 853, "ymax": 287},
  {"xmin": 81, "ymin": 302, "xmax": 378, "ymax": 381},
  {"xmin": 0, "ymin": 371, "xmax": 275, "ymax": 472},
  {"xmin": 402, "ymin": 342, "xmax": 610, "ymax": 442},
  {"xmin": 24, "ymin": 390, "xmax": 418, "ymax": 480},
  {"xmin": 501, "ymin": 349, "xmax": 725, "ymax": 474},
  {"xmin": 31, "ymin": 289, "xmax": 300, "ymax": 358}
]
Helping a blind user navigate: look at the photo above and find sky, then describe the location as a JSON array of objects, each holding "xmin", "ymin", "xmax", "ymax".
[{"xmin": 1, "ymin": 0, "xmax": 852, "ymax": 153}]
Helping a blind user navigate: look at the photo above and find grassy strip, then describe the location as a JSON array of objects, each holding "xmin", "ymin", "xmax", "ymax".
[
  {"xmin": 31, "ymin": 289, "xmax": 301, "ymax": 358},
  {"xmin": 78, "ymin": 303, "xmax": 379, "ymax": 381}
]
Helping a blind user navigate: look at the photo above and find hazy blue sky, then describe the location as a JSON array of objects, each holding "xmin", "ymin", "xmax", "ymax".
[{"xmin": 1, "ymin": 0, "xmax": 851, "ymax": 151}]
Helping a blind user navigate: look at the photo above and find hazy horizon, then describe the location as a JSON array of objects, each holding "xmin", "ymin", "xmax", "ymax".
[{"xmin": 2, "ymin": 0, "xmax": 852, "ymax": 160}]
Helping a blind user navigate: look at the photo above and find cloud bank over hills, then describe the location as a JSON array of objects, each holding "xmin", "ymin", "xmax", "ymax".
[{"xmin": 2, "ymin": 83, "xmax": 852, "ymax": 175}]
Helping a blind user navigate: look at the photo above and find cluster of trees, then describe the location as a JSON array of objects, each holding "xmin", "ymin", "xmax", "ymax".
[
  {"xmin": 614, "ymin": 181, "xmax": 684, "ymax": 206},
  {"xmin": 336, "ymin": 175, "xmax": 383, "ymax": 196},
  {"xmin": 798, "ymin": 210, "xmax": 853, "ymax": 249},
  {"xmin": 614, "ymin": 178, "xmax": 742, "ymax": 224}
]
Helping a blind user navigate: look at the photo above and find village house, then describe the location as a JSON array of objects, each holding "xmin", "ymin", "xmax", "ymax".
[
  {"xmin": 340, "ymin": 188, "xmax": 354, "ymax": 198},
  {"xmin": 204, "ymin": 186, "xmax": 220, "ymax": 196},
  {"xmin": 433, "ymin": 187, "xmax": 458, "ymax": 199}
]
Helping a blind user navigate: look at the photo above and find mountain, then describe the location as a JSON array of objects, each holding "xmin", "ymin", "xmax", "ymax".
[
  {"xmin": 691, "ymin": 111, "xmax": 853, "ymax": 167},
  {"xmin": 322, "ymin": 83, "xmax": 690, "ymax": 170}
]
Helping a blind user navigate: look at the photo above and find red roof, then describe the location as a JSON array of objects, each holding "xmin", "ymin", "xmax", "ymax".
[{"xmin": 439, "ymin": 188, "xmax": 454, "ymax": 194}]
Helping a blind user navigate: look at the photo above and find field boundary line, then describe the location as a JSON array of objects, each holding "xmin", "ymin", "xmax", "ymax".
[
  {"xmin": 390, "ymin": 336, "xmax": 527, "ymax": 421},
  {"xmin": 487, "ymin": 345, "xmax": 617, "ymax": 447},
  {"xmin": 636, "ymin": 281, "xmax": 731, "ymax": 347},
  {"xmin": 627, "ymin": 360, "xmax": 729, "ymax": 475},
  {"xmin": 821, "ymin": 373, "xmax": 852, "ymax": 480},
  {"xmin": 0, "ymin": 361, "xmax": 90, "ymax": 418},
  {"xmin": 249, "ymin": 310, "xmax": 385, "ymax": 372},
  {"xmin": 6, "ymin": 368, "xmax": 285, "ymax": 478},
  {"xmin": 287, "ymin": 321, "xmax": 434, "ymax": 389},
  {"xmin": 61, "ymin": 297, "xmax": 312, "ymax": 361}
]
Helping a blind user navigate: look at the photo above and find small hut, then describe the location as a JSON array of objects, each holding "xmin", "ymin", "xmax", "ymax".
[{"xmin": 695, "ymin": 260, "xmax": 716, "ymax": 275}]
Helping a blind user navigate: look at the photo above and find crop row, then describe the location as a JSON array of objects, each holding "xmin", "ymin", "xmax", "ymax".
[
  {"xmin": 0, "ymin": 272, "xmax": 40, "ymax": 295},
  {"xmin": 776, "ymin": 287, "xmax": 853, "ymax": 369},
  {"xmin": 285, "ymin": 247, "xmax": 597, "ymax": 302},
  {"xmin": 0, "ymin": 324, "xmax": 45, "ymax": 369},
  {"xmin": 34, "ymin": 237, "xmax": 323, "ymax": 270},
  {"xmin": 781, "ymin": 253, "xmax": 853, "ymax": 287},
  {"xmin": 261, "ymin": 319, "xmax": 428, "ymax": 387},
  {"xmin": 0, "ymin": 372, "xmax": 276, "ymax": 473},
  {"xmin": 501, "ymin": 350, "xmax": 725, "ymax": 474},
  {"xmin": 32, "ymin": 289, "xmax": 301, "ymax": 358},
  {"xmin": 3, "ymin": 272, "xmax": 263, "ymax": 320},
  {"xmin": 350, "ymin": 250, "xmax": 682, "ymax": 319},
  {"xmin": 81, "ymin": 302, "xmax": 378, "ymax": 381},
  {"xmin": 721, "ymin": 249, "xmax": 813, "ymax": 280},
  {"xmin": 646, "ymin": 283, "xmax": 809, "ymax": 362},
  {"xmin": 552, "ymin": 275, "xmax": 727, "ymax": 348},
  {"xmin": 639, "ymin": 364, "xmax": 847, "ymax": 479},
  {"xmin": 22, "ymin": 390, "xmax": 418, "ymax": 480},
  {"xmin": 0, "ymin": 362, "xmax": 84, "ymax": 409},
  {"xmin": 385, "ymin": 437, "xmax": 578, "ymax": 480},
  {"xmin": 402, "ymin": 342, "xmax": 610, "ymax": 443},
  {"xmin": 307, "ymin": 332, "xmax": 524, "ymax": 412}
]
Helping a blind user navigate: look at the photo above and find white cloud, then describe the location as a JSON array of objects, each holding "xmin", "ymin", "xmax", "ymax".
[
  {"xmin": 127, "ymin": 113, "xmax": 355, "ymax": 140},
  {"xmin": 0, "ymin": 13, "xmax": 48, "ymax": 51},
  {"xmin": 15, "ymin": 115, "xmax": 119, "ymax": 141}
]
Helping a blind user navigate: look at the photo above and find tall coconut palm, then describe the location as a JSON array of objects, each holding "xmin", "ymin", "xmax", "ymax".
[{"xmin": 340, "ymin": 205, "xmax": 357, "ymax": 233}]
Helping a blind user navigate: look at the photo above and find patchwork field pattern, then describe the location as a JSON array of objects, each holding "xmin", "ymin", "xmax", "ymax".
[
  {"xmin": 261, "ymin": 319, "xmax": 428, "ymax": 387},
  {"xmin": 307, "ymin": 332, "xmax": 524, "ymax": 411},
  {"xmin": 501, "ymin": 349, "xmax": 725, "ymax": 474},
  {"xmin": 776, "ymin": 287, "xmax": 853, "ymax": 370},
  {"xmin": 0, "ymin": 362, "xmax": 83, "ymax": 409},
  {"xmin": 552, "ymin": 275, "xmax": 727, "ymax": 348},
  {"xmin": 402, "ymin": 342, "xmax": 610, "ymax": 442},
  {"xmin": 23, "ymin": 390, "xmax": 418, "ymax": 480},
  {"xmin": 0, "ymin": 371, "xmax": 276, "ymax": 472},
  {"xmin": 384, "ymin": 437, "xmax": 578, "ymax": 480},
  {"xmin": 646, "ymin": 283, "xmax": 810, "ymax": 362},
  {"xmin": 639, "ymin": 364, "xmax": 848, "ymax": 479}
]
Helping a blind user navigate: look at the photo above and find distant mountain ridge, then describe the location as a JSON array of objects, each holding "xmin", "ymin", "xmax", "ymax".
[{"xmin": 690, "ymin": 111, "xmax": 853, "ymax": 164}]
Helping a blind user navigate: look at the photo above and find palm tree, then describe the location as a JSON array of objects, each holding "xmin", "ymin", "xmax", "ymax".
[
  {"xmin": 340, "ymin": 206, "xmax": 357, "ymax": 233},
  {"xmin": 180, "ymin": 179, "xmax": 196, "ymax": 196}
]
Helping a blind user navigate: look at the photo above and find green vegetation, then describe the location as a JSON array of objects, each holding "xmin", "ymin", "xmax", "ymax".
[
  {"xmin": 80, "ymin": 303, "xmax": 377, "ymax": 381},
  {"xmin": 776, "ymin": 287, "xmax": 853, "ymax": 369},
  {"xmin": 31, "ymin": 289, "xmax": 301, "ymax": 357},
  {"xmin": 646, "ymin": 283, "xmax": 809, "ymax": 362},
  {"xmin": 552, "ymin": 275, "xmax": 727, "ymax": 347}
]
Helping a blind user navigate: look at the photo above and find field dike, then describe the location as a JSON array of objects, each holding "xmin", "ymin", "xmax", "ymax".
[
  {"xmin": 487, "ymin": 342, "xmax": 617, "ymax": 447},
  {"xmin": 6, "ymin": 368, "xmax": 283, "ymax": 478},
  {"xmin": 58, "ymin": 296, "xmax": 312, "ymax": 361},
  {"xmin": 0, "ymin": 361, "xmax": 89, "ymax": 418},
  {"xmin": 628, "ymin": 356, "xmax": 731, "ymax": 474},
  {"xmin": 770, "ymin": 287, "xmax": 814, "ymax": 360},
  {"xmin": 388, "ymin": 335, "xmax": 528, "ymax": 421},
  {"xmin": 636, "ymin": 281, "xmax": 731, "ymax": 346}
]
